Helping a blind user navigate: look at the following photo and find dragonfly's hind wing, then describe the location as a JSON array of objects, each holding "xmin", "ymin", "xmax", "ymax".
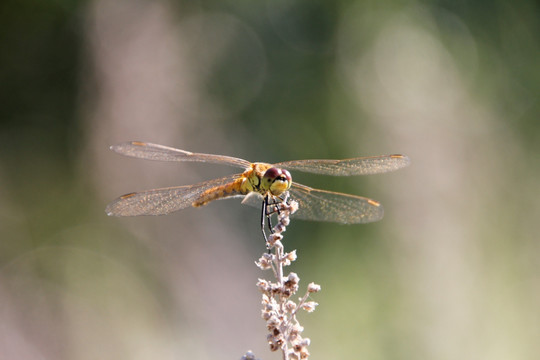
[
  {"xmin": 106, "ymin": 174, "xmax": 243, "ymax": 216},
  {"xmin": 287, "ymin": 183, "xmax": 384, "ymax": 224},
  {"xmin": 240, "ymin": 183, "xmax": 384, "ymax": 224},
  {"xmin": 111, "ymin": 141, "xmax": 252, "ymax": 169}
]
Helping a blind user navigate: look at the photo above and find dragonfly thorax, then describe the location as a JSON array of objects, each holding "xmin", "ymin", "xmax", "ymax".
[{"xmin": 245, "ymin": 163, "xmax": 292, "ymax": 197}]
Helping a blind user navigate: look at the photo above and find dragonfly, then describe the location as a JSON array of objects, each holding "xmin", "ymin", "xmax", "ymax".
[{"xmin": 106, "ymin": 141, "xmax": 410, "ymax": 239}]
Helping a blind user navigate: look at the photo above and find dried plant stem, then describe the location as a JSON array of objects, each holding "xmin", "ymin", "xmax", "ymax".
[{"xmin": 252, "ymin": 195, "xmax": 321, "ymax": 360}]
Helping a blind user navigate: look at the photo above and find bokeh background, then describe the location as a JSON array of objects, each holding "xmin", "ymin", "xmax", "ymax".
[{"xmin": 1, "ymin": 0, "xmax": 539, "ymax": 359}]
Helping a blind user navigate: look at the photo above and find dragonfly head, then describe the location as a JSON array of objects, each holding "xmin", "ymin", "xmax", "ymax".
[{"xmin": 262, "ymin": 167, "xmax": 292, "ymax": 196}]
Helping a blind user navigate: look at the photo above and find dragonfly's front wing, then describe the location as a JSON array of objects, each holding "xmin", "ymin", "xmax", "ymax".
[
  {"xmin": 111, "ymin": 141, "xmax": 252, "ymax": 169},
  {"xmin": 106, "ymin": 174, "xmax": 243, "ymax": 216},
  {"xmin": 275, "ymin": 154, "xmax": 410, "ymax": 176}
]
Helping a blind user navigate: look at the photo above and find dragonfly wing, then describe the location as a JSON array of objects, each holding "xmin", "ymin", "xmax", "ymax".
[
  {"xmin": 287, "ymin": 183, "xmax": 384, "ymax": 224},
  {"xmin": 106, "ymin": 174, "xmax": 243, "ymax": 216},
  {"xmin": 110, "ymin": 141, "xmax": 252, "ymax": 169},
  {"xmin": 274, "ymin": 154, "xmax": 410, "ymax": 176}
]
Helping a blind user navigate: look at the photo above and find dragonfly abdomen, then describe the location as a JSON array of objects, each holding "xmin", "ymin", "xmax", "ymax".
[{"xmin": 192, "ymin": 178, "xmax": 249, "ymax": 207}]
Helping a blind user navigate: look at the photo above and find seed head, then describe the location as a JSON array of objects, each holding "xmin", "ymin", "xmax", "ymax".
[
  {"xmin": 301, "ymin": 301, "xmax": 318, "ymax": 313},
  {"xmin": 285, "ymin": 300, "xmax": 297, "ymax": 312},
  {"xmin": 307, "ymin": 282, "xmax": 321, "ymax": 293}
]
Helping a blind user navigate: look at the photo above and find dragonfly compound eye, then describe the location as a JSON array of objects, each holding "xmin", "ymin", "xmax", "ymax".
[{"xmin": 263, "ymin": 168, "xmax": 292, "ymax": 196}]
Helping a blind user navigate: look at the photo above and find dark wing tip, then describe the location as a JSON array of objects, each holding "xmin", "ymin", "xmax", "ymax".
[
  {"xmin": 367, "ymin": 199, "xmax": 381, "ymax": 207},
  {"xmin": 390, "ymin": 154, "xmax": 411, "ymax": 168}
]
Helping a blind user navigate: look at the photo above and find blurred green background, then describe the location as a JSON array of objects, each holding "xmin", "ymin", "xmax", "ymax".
[{"xmin": 1, "ymin": 0, "xmax": 539, "ymax": 359}]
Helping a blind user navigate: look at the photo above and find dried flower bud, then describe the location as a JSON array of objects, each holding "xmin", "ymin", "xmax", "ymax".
[
  {"xmin": 286, "ymin": 272, "xmax": 300, "ymax": 284},
  {"xmin": 257, "ymin": 279, "xmax": 270, "ymax": 293},
  {"xmin": 301, "ymin": 301, "xmax": 318, "ymax": 313},
  {"xmin": 268, "ymin": 233, "xmax": 283, "ymax": 243},
  {"xmin": 261, "ymin": 310, "xmax": 271, "ymax": 320},
  {"xmin": 288, "ymin": 351, "xmax": 300, "ymax": 360},
  {"xmin": 262, "ymin": 303, "xmax": 275, "ymax": 315},
  {"xmin": 265, "ymin": 301, "xmax": 276, "ymax": 311},
  {"xmin": 241, "ymin": 350, "xmax": 259, "ymax": 360},
  {"xmin": 289, "ymin": 200, "xmax": 299, "ymax": 213},
  {"xmin": 270, "ymin": 283, "xmax": 282, "ymax": 295},
  {"xmin": 300, "ymin": 338, "xmax": 311, "ymax": 347},
  {"xmin": 300, "ymin": 348, "xmax": 310, "ymax": 359},
  {"xmin": 267, "ymin": 334, "xmax": 284, "ymax": 352},
  {"xmin": 256, "ymin": 253, "xmax": 274, "ymax": 270},
  {"xmin": 281, "ymin": 250, "xmax": 296, "ymax": 266},
  {"xmin": 285, "ymin": 300, "xmax": 297, "ymax": 312},
  {"xmin": 284, "ymin": 273, "xmax": 300, "ymax": 293},
  {"xmin": 278, "ymin": 203, "xmax": 288, "ymax": 213},
  {"xmin": 289, "ymin": 323, "xmax": 304, "ymax": 337},
  {"xmin": 266, "ymin": 315, "xmax": 280, "ymax": 329},
  {"xmin": 285, "ymin": 250, "xmax": 297, "ymax": 262},
  {"xmin": 307, "ymin": 282, "xmax": 321, "ymax": 293}
]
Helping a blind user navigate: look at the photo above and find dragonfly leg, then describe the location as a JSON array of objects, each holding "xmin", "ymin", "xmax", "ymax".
[
  {"xmin": 260, "ymin": 194, "xmax": 290, "ymax": 246},
  {"xmin": 269, "ymin": 193, "xmax": 289, "ymax": 215},
  {"xmin": 260, "ymin": 196, "xmax": 270, "ymax": 243},
  {"xmin": 266, "ymin": 198, "xmax": 276, "ymax": 234}
]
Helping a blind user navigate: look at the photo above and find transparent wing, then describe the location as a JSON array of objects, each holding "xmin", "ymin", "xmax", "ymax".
[
  {"xmin": 287, "ymin": 183, "xmax": 384, "ymax": 224},
  {"xmin": 240, "ymin": 183, "xmax": 384, "ymax": 224},
  {"xmin": 274, "ymin": 154, "xmax": 410, "ymax": 176},
  {"xmin": 110, "ymin": 141, "xmax": 252, "ymax": 169},
  {"xmin": 106, "ymin": 174, "xmax": 243, "ymax": 216}
]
